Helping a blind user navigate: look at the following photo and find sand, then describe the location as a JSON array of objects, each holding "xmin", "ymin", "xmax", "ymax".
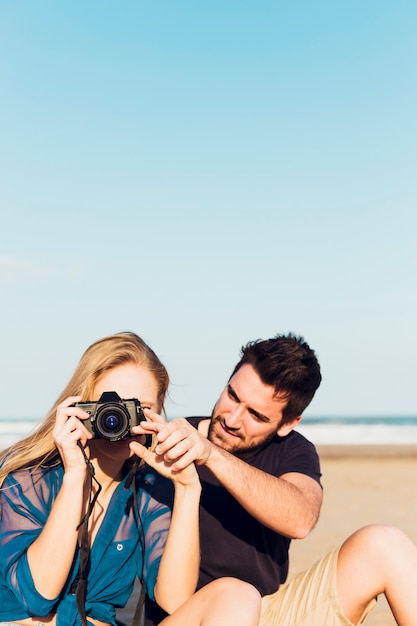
[
  {"xmin": 118, "ymin": 445, "xmax": 417, "ymax": 626},
  {"xmin": 288, "ymin": 445, "xmax": 417, "ymax": 625}
]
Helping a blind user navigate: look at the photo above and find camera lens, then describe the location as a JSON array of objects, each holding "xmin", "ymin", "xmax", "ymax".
[
  {"xmin": 94, "ymin": 403, "xmax": 130, "ymax": 441},
  {"xmin": 103, "ymin": 413, "xmax": 121, "ymax": 431}
]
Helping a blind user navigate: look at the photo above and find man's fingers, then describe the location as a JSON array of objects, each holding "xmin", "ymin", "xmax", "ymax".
[
  {"xmin": 155, "ymin": 437, "xmax": 190, "ymax": 460},
  {"xmin": 169, "ymin": 451, "xmax": 199, "ymax": 472}
]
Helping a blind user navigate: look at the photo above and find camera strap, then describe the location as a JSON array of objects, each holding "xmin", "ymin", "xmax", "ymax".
[
  {"xmin": 125, "ymin": 461, "xmax": 146, "ymax": 626},
  {"xmin": 74, "ymin": 441, "xmax": 102, "ymax": 626}
]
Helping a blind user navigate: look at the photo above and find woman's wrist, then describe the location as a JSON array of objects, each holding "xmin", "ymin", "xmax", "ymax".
[
  {"xmin": 173, "ymin": 480, "xmax": 202, "ymax": 498},
  {"xmin": 61, "ymin": 467, "xmax": 88, "ymax": 486}
]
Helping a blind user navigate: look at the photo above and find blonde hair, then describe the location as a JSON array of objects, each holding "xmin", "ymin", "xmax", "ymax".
[{"xmin": 0, "ymin": 331, "xmax": 169, "ymax": 487}]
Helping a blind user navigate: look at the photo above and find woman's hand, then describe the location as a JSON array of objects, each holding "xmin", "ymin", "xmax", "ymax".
[
  {"xmin": 132, "ymin": 411, "xmax": 202, "ymax": 614},
  {"xmin": 27, "ymin": 397, "xmax": 93, "ymax": 599},
  {"xmin": 52, "ymin": 396, "xmax": 93, "ymax": 475}
]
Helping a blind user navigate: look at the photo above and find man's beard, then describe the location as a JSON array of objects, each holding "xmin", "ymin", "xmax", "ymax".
[{"xmin": 207, "ymin": 414, "xmax": 277, "ymax": 458}]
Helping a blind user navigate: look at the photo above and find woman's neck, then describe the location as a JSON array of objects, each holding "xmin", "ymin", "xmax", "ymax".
[{"xmin": 87, "ymin": 446, "xmax": 127, "ymax": 490}]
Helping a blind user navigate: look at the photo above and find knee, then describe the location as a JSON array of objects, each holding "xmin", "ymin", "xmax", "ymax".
[
  {"xmin": 357, "ymin": 524, "xmax": 409, "ymax": 546},
  {"xmin": 344, "ymin": 524, "xmax": 414, "ymax": 561},
  {"xmin": 213, "ymin": 577, "xmax": 261, "ymax": 609},
  {"xmin": 215, "ymin": 576, "xmax": 260, "ymax": 596}
]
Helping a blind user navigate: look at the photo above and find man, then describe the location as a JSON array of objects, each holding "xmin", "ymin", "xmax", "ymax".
[{"xmin": 144, "ymin": 333, "xmax": 417, "ymax": 626}]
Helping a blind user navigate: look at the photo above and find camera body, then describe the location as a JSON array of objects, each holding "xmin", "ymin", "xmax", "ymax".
[{"xmin": 74, "ymin": 391, "xmax": 146, "ymax": 442}]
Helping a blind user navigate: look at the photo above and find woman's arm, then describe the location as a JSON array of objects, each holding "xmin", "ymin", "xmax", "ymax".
[
  {"xmin": 26, "ymin": 469, "xmax": 86, "ymax": 598},
  {"xmin": 130, "ymin": 416, "xmax": 201, "ymax": 614},
  {"xmin": 26, "ymin": 397, "xmax": 92, "ymax": 599},
  {"xmin": 153, "ymin": 478, "xmax": 201, "ymax": 613}
]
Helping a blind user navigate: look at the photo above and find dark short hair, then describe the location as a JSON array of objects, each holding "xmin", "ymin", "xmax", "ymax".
[{"xmin": 231, "ymin": 333, "xmax": 321, "ymax": 423}]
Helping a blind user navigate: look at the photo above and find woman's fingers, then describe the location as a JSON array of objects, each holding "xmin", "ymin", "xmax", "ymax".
[
  {"xmin": 129, "ymin": 440, "xmax": 200, "ymax": 487},
  {"xmin": 53, "ymin": 396, "xmax": 93, "ymax": 471},
  {"xmin": 142, "ymin": 408, "xmax": 166, "ymax": 423},
  {"xmin": 131, "ymin": 419, "xmax": 165, "ymax": 437}
]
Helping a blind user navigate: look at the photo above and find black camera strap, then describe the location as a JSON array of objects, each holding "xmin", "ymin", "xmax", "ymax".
[
  {"xmin": 74, "ymin": 441, "xmax": 102, "ymax": 626},
  {"xmin": 125, "ymin": 461, "xmax": 146, "ymax": 626}
]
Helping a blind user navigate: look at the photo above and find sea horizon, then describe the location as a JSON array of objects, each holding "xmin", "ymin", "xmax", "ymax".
[
  {"xmin": 1, "ymin": 415, "xmax": 417, "ymax": 449},
  {"xmin": 297, "ymin": 415, "xmax": 417, "ymax": 445}
]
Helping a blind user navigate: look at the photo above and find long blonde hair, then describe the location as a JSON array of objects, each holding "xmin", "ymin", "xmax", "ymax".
[{"xmin": 0, "ymin": 331, "xmax": 169, "ymax": 487}]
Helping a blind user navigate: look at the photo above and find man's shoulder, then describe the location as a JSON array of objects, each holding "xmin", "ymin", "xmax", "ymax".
[
  {"xmin": 279, "ymin": 429, "xmax": 318, "ymax": 451},
  {"xmin": 268, "ymin": 429, "xmax": 320, "ymax": 461},
  {"xmin": 249, "ymin": 430, "xmax": 321, "ymax": 481},
  {"xmin": 185, "ymin": 416, "xmax": 210, "ymax": 428}
]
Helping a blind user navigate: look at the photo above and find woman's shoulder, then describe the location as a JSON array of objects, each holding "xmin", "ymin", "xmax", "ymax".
[{"xmin": 2, "ymin": 462, "xmax": 64, "ymax": 494}]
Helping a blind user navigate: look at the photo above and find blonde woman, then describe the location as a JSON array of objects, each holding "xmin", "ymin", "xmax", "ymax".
[{"xmin": 0, "ymin": 332, "xmax": 260, "ymax": 626}]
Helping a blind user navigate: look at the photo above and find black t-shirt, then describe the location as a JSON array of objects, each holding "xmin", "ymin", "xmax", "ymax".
[{"xmin": 144, "ymin": 416, "xmax": 322, "ymax": 626}]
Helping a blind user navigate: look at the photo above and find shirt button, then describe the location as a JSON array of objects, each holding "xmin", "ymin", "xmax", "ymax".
[{"xmin": 117, "ymin": 544, "xmax": 123, "ymax": 551}]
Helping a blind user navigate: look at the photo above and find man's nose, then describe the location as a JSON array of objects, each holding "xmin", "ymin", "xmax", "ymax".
[{"xmin": 225, "ymin": 404, "xmax": 245, "ymax": 429}]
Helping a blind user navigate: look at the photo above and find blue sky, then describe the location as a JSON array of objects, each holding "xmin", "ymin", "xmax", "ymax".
[{"xmin": 1, "ymin": 1, "xmax": 416, "ymax": 419}]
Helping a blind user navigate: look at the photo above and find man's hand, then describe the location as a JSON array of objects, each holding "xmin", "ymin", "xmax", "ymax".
[
  {"xmin": 130, "ymin": 419, "xmax": 201, "ymax": 487},
  {"xmin": 152, "ymin": 417, "xmax": 213, "ymax": 471}
]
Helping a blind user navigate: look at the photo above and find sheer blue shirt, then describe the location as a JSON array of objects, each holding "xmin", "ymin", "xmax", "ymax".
[{"xmin": 0, "ymin": 463, "xmax": 171, "ymax": 626}]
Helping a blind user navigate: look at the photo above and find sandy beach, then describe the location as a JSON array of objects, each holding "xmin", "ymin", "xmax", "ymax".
[
  {"xmin": 288, "ymin": 445, "xmax": 417, "ymax": 625},
  {"xmin": 118, "ymin": 445, "xmax": 417, "ymax": 626}
]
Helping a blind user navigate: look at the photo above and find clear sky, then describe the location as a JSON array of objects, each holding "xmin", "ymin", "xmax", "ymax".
[{"xmin": 1, "ymin": 1, "xmax": 416, "ymax": 420}]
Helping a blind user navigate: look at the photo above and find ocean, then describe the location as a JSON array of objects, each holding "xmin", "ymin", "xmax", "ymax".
[
  {"xmin": 297, "ymin": 415, "xmax": 417, "ymax": 446},
  {"xmin": 1, "ymin": 415, "xmax": 417, "ymax": 449}
]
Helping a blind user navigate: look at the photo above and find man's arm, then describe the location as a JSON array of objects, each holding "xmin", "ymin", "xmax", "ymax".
[{"xmin": 154, "ymin": 418, "xmax": 322, "ymax": 539}]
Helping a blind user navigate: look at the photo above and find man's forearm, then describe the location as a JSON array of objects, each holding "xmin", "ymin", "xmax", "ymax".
[{"xmin": 205, "ymin": 444, "xmax": 322, "ymax": 538}]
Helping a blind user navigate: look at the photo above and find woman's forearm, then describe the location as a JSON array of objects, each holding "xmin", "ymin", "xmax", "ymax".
[
  {"xmin": 27, "ymin": 470, "xmax": 85, "ymax": 599},
  {"xmin": 154, "ymin": 481, "xmax": 201, "ymax": 614}
]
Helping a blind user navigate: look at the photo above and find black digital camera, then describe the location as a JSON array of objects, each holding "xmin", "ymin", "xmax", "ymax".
[{"xmin": 74, "ymin": 391, "xmax": 147, "ymax": 442}]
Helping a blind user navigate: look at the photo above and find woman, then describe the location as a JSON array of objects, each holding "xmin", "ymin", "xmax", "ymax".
[{"xmin": 0, "ymin": 332, "xmax": 260, "ymax": 626}]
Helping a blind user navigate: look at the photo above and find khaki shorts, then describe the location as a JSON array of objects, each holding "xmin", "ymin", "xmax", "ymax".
[{"xmin": 260, "ymin": 548, "xmax": 377, "ymax": 626}]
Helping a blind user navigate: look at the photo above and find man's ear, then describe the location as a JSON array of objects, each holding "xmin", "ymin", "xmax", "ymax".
[{"xmin": 276, "ymin": 415, "xmax": 302, "ymax": 437}]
